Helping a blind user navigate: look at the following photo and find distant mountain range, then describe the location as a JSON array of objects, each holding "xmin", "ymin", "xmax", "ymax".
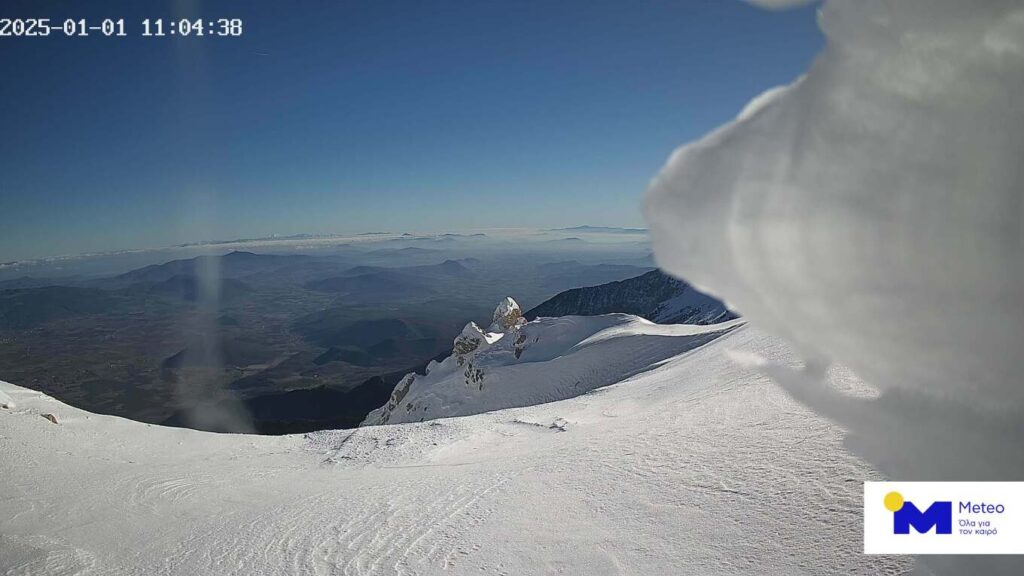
[
  {"xmin": 0, "ymin": 245, "xmax": 656, "ymax": 432},
  {"xmin": 305, "ymin": 260, "xmax": 474, "ymax": 299},
  {"xmin": 526, "ymin": 269, "xmax": 735, "ymax": 325},
  {"xmin": 112, "ymin": 251, "xmax": 312, "ymax": 285}
]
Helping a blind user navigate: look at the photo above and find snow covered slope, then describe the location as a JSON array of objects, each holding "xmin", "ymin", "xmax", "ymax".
[
  {"xmin": 526, "ymin": 270, "xmax": 735, "ymax": 326},
  {"xmin": 0, "ymin": 326, "xmax": 909, "ymax": 575},
  {"xmin": 362, "ymin": 298, "xmax": 739, "ymax": 426}
]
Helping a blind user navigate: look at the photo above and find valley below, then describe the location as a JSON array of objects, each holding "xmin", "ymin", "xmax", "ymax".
[{"xmin": 0, "ymin": 230, "xmax": 663, "ymax": 433}]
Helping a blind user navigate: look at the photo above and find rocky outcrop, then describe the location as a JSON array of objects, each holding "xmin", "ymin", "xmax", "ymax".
[
  {"xmin": 453, "ymin": 323, "xmax": 486, "ymax": 362},
  {"xmin": 362, "ymin": 297, "xmax": 530, "ymax": 425},
  {"xmin": 489, "ymin": 297, "xmax": 524, "ymax": 332}
]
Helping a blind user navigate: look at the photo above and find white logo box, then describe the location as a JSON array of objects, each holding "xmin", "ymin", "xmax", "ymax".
[{"xmin": 864, "ymin": 481, "xmax": 1024, "ymax": 554}]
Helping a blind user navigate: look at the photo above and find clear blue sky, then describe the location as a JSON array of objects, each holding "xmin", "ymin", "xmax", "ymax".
[{"xmin": 0, "ymin": 0, "xmax": 822, "ymax": 261}]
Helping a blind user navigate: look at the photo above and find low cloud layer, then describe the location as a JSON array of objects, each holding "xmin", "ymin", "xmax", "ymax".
[{"xmin": 743, "ymin": 0, "xmax": 817, "ymax": 10}]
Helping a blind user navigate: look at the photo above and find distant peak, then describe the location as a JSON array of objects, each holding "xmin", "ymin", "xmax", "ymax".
[{"xmin": 436, "ymin": 259, "xmax": 471, "ymax": 274}]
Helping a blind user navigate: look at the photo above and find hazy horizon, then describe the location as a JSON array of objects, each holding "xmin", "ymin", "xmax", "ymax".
[{"xmin": 0, "ymin": 224, "xmax": 650, "ymax": 265}]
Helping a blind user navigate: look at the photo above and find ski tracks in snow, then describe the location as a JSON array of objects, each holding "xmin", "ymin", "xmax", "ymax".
[{"xmin": 157, "ymin": 467, "xmax": 515, "ymax": 576}]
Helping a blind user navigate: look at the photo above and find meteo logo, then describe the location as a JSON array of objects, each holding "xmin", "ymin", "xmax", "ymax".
[
  {"xmin": 883, "ymin": 491, "xmax": 952, "ymax": 535},
  {"xmin": 864, "ymin": 482, "xmax": 1024, "ymax": 554}
]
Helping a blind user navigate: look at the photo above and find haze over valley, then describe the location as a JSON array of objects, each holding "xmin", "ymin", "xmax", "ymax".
[{"xmin": 0, "ymin": 227, "xmax": 691, "ymax": 433}]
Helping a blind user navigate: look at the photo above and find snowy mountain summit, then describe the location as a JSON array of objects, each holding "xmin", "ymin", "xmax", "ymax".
[
  {"xmin": 362, "ymin": 297, "xmax": 740, "ymax": 426},
  {"xmin": 364, "ymin": 297, "xmax": 529, "ymax": 426},
  {"xmin": 527, "ymin": 270, "xmax": 735, "ymax": 325}
]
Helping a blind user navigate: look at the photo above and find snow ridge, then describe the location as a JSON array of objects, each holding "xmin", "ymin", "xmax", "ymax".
[
  {"xmin": 526, "ymin": 270, "xmax": 735, "ymax": 326},
  {"xmin": 363, "ymin": 297, "xmax": 740, "ymax": 426}
]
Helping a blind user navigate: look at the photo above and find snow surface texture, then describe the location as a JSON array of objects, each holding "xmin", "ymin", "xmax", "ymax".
[
  {"xmin": 650, "ymin": 287, "xmax": 733, "ymax": 325},
  {"xmin": 363, "ymin": 298, "xmax": 739, "ymax": 426},
  {"xmin": 0, "ymin": 387, "xmax": 14, "ymax": 409},
  {"xmin": 646, "ymin": 2, "xmax": 1022, "ymax": 574},
  {"xmin": 0, "ymin": 326, "xmax": 910, "ymax": 575}
]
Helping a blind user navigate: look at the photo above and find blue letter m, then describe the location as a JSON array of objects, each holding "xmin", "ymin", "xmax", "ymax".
[{"xmin": 894, "ymin": 501, "xmax": 952, "ymax": 534}]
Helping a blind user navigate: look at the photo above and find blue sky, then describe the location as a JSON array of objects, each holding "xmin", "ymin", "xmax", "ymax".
[{"xmin": 0, "ymin": 0, "xmax": 822, "ymax": 261}]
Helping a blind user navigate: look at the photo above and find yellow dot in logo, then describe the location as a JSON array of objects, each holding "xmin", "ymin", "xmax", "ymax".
[{"xmin": 884, "ymin": 491, "xmax": 904, "ymax": 512}]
